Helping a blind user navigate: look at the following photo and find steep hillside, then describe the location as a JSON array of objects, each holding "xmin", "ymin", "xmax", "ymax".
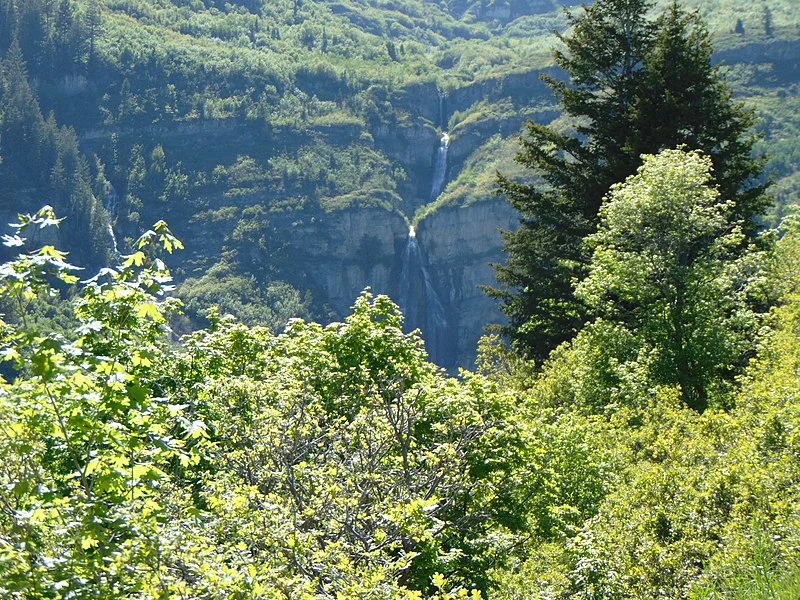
[{"xmin": 1, "ymin": 0, "xmax": 798, "ymax": 367}]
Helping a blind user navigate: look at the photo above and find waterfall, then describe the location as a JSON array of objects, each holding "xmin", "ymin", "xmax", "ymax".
[
  {"xmin": 106, "ymin": 223, "xmax": 119, "ymax": 257},
  {"xmin": 102, "ymin": 182, "xmax": 120, "ymax": 257},
  {"xmin": 394, "ymin": 92, "xmax": 455, "ymax": 365},
  {"xmin": 430, "ymin": 132, "xmax": 449, "ymax": 201},
  {"xmin": 398, "ymin": 225, "xmax": 450, "ymax": 364}
]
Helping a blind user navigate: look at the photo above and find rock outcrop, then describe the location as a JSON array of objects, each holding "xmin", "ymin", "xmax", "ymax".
[
  {"xmin": 417, "ymin": 199, "xmax": 518, "ymax": 368},
  {"xmin": 281, "ymin": 198, "xmax": 518, "ymax": 370},
  {"xmin": 290, "ymin": 207, "xmax": 409, "ymax": 318}
]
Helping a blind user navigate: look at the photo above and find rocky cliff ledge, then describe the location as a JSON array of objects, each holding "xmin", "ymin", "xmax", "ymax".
[
  {"xmin": 286, "ymin": 198, "xmax": 518, "ymax": 370},
  {"xmin": 291, "ymin": 207, "xmax": 409, "ymax": 318},
  {"xmin": 417, "ymin": 199, "xmax": 519, "ymax": 368}
]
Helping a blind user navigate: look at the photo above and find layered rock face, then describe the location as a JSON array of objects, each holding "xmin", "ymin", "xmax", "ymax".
[
  {"xmin": 290, "ymin": 199, "xmax": 517, "ymax": 370},
  {"xmin": 291, "ymin": 208, "xmax": 409, "ymax": 318},
  {"xmin": 417, "ymin": 199, "xmax": 518, "ymax": 368}
]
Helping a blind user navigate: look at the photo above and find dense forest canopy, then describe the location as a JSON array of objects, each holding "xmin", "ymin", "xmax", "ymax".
[{"xmin": 1, "ymin": 0, "xmax": 800, "ymax": 597}]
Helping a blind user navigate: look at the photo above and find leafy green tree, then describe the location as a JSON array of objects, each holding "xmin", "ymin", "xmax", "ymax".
[
  {"xmin": 492, "ymin": 0, "xmax": 767, "ymax": 363},
  {"xmin": 0, "ymin": 209, "xmax": 210, "ymax": 597},
  {"xmin": 0, "ymin": 209, "xmax": 527, "ymax": 597},
  {"xmin": 179, "ymin": 291, "xmax": 526, "ymax": 595},
  {"xmin": 488, "ymin": 213, "xmax": 800, "ymax": 600},
  {"xmin": 576, "ymin": 149, "xmax": 762, "ymax": 411}
]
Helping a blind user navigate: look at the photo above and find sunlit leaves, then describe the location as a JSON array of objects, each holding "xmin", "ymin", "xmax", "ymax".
[
  {"xmin": 0, "ymin": 209, "xmax": 209, "ymax": 598},
  {"xmin": 576, "ymin": 149, "xmax": 766, "ymax": 411},
  {"xmin": 0, "ymin": 209, "xmax": 502, "ymax": 598}
]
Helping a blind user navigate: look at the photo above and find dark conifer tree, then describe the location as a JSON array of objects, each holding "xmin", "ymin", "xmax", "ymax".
[
  {"xmin": 54, "ymin": 0, "xmax": 75, "ymax": 72},
  {"xmin": 635, "ymin": 4, "xmax": 768, "ymax": 233},
  {"xmin": 85, "ymin": 0, "xmax": 102, "ymax": 70},
  {"xmin": 0, "ymin": 0, "xmax": 19, "ymax": 50},
  {"xmin": 0, "ymin": 38, "xmax": 46, "ymax": 177},
  {"xmin": 763, "ymin": 6, "xmax": 774, "ymax": 37},
  {"xmin": 0, "ymin": 39, "xmax": 111, "ymax": 266},
  {"xmin": 490, "ymin": 0, "xmax": 767, "ymax": 363}
]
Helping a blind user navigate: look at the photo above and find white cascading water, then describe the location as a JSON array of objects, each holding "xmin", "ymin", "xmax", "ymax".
[
  {"xmin": 395, "ymin": 92, "xmax": 453, "ymax": 365},
  {"xmin": 103, "ymin": 183, "xmax": 120, "ymax": 257},
  {"xmin": 106, "ymin": 223, "xmax": 119, "ymax": 256},
  {"xmin": 398, "ymin": 225, "xmax": 449, "ymax": 363},
  {"xmin": 429, "ymin": 132, "xmax": 449, "ymax": 201}
]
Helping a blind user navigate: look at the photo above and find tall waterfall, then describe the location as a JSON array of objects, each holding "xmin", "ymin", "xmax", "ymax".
[
  {"xmin": 394, "ymin": 92, "xmax": 454, "ymax": 366},
  {"xmin": 102, "ymin": 183, "xmax": 120, "ymax": 257},
  {"xmin": 430, "ymin": 132, "xmax": 449, "ymax": 201},
  {"xmin": 398, "ymin": 225, "xmax": 450, "ymax": 364}
]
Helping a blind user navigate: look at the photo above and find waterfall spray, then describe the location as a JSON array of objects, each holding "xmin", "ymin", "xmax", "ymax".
[
  {"xmin": 398, "ymin": 225, "xmax": 449, "ymax": 363},
  {"xmin": 430, "ymin": 132, "xmax": 450, "ymax": 201}
]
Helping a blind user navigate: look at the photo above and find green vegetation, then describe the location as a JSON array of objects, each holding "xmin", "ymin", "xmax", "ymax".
[
  {"xmin": 492, "ymin": 0, "xmax": 769, "ymax": 363},
  {"xmin": 576, "ymin": 150, "xmax": 763, "ymax": 411},
  {"xmin": 0, "ymin": 209, "xmax": 524, "ymax": 597},
  {"xmin": 2, "ymin": 165, "xmax": 800, "ymax": 596},
  {"xmin": 1, "ymin": 2, "xmax": 799, "ymax": 591}
]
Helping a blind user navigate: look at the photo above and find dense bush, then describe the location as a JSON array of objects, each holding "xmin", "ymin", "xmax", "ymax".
[{"xmin": 2, "ymin": 177, "xmax": 799, "ymax": 597}]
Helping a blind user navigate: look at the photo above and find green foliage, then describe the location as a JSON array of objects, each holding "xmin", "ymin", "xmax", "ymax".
[
  {"xmin": 0, "ymin": 209, "xmax": 527, "ymax": 597},
  {"xmin": 479, "ymin": 211, "xmax": 800, "ymax": 600},
  {"xmin": 178, "ymin": 261, "xmax": 312, "ymax": 330},
  {"xmin": 492, "ymin": 0, "xmax": 768, "ymax": 363},
  {"xmin": 1, "ymin": 190, "xmax": 800, "ymax": 599},
  {"xmin": 577, "ymin": 149, "xmax": 765, "ymax": 411},
  {"xmin": 2, "ymin": 0, "xmax": 797, "ymax": 354},
  {"xmin": 176, "ymin": 291, "xmax": 530, "ymax": 594},
  {"xmin": 0, "ymin": 40, "xmax": 112, "ymax": 267},
  {"xmin": 0, "ymin": 209, "xmax": 208, "ymax": 597},
  {"xmin": 465, "ymin": 150, "xmax": 800, "ymax": 598},
  {"xmin": 0, "ymin": 0, "xmax": 798, "ymax": 592}
]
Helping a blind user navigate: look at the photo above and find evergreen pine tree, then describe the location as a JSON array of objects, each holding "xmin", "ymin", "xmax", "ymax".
[
  {"xmin": 0, "ymin": 38, "xmax": 46, "ymax": 176},
  {"xmin": 54, "ymin": 0, "xmax": 75, "ymax": 71},
  {"xmin": 490, "ymin": 0, "xmax": 767, "ymax": 363},
  {"xmin": 762, "ymin": 5, "xmax": 774, "ymax": 37},
  {"xmin": 635, "ymin": 4, "xmax": 768, "ymax": 234},
  {"xmin": 85, "ymin": 0, "xmax": 102, "ymax": 69}
]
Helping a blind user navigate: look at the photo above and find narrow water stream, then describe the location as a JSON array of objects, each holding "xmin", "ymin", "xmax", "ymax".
[
  {"xmin": 103, "ymin": 183, "xmax": 120, "ymax": 257},
  {"xmin": 397, "ymin": 225, "xmax": 450, "ymax": 363},
  {"xmin": 430, "ymin": 132, "xmax": 450, "ymax": 202},
  {"xmin": 395, "ymin": 92, "xmax": 454, "ymax": 365}
]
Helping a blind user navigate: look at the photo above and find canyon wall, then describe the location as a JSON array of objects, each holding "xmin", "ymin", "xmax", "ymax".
[
  {"xmin": 283, "ymin": 197, "xmax": 518, "ymax": 370},
  {"xmin": 417, "ymin": 199, "xmax": 518, "ymax": 368}
]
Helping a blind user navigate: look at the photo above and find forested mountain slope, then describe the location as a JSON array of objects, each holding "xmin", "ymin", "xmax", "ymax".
[{"xmin": 1, "ymin": 0, "xmax": 798, "ymax": 367}]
